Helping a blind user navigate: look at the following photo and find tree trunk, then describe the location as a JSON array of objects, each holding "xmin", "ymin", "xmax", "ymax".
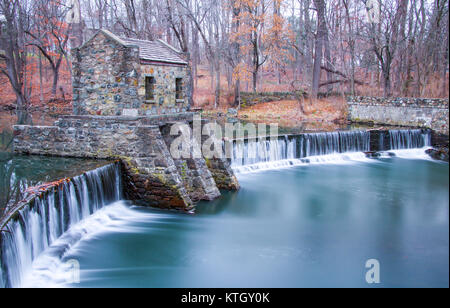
[
  {"xmin": 324, "ymin": 33, "xmax": 333, "ymax": 93},
  {"xmin": 231, "ymin": 1, "xmax": 241, "ymax": 106},
  {"xmin": 343, "ymin": 0, "xmax": 356, "ymax": 95},
  {"xmin": 215, "ymin": 60, "xmax": 220, "ymax": 108},
  {"xmin": 312, "ymin": 0, "xmax": 326, "ymax": 98},
  {"xmin": 303, "ymin": 0, "xmax": 313, "ymax": 80},
  {"xmin": 253, "ymin": 69, "xmax": 258, "ymax": 93},
  {"xmin": 235, "ymin": 79, "xmax": 241, "ymax": 108},
  {"xmin": 38, "ymin": 51, "xmax": 44, "ymax": 103},
  {"xmin": 252, "ymin": 30, "xmax": 259, "ymax": 93},
  {"xmin": 52, "ymin": 68, "xmax": 59, "ymax": 97},
  {"xmin": 382, "ymin": 66, "xmax": 392, "ymax": 97}
]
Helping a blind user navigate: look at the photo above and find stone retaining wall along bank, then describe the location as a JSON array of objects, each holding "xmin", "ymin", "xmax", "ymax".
[
  {"xmin": 348, "ymin": 96, "xmax": 449, "ymax": 135},
  {"xmin": 13, "ymin": 115, "xmax": 239, "ymax": 211}
]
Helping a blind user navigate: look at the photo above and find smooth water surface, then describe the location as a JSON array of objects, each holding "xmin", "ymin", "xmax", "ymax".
[
  {"xmin": 37, "ymin": 157, "xmax": 448, "ymax": 288},
  {"xmin": 0, "ymin": 154, "xmax": 110, "ymax": 218}
]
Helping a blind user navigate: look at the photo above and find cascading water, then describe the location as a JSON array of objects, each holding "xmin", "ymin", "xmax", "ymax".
[
  {"xmin": 230, "ymin": 129, "xmax": 434, "ymax": 173},
  {"xmin": 0, "ymin": 163, "xmax": 121, "ymax": 288},
  {"xmin": 230, "ymin": 131, "xmax": 371, "ymax": 173},
  {"xmin": 299, "ymin": 131, "xmax": 371, "ymax": 158},
  {"xmin": 389, "ymin": 129, "xmax": 431, "ymax": 150},
  {"xmin": 380, "ymin": 129, "xmax": 433, "ymax": 160}
]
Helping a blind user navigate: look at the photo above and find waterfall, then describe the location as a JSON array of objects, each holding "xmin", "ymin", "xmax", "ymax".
[
  {"xmin": 231, "ymin": 136, "xmax": 296, "ymax": 167},
  {"xmin": 231, "ymin": 131, "xmax": 371, "ymax": 170},
  {"xmin": 230, "ymin": 129, "xmax": 434, "ymax": 173},
  {"xmin": 299, "ymin": 131, "xmax": 370, "ymax": 158},
  {"xmin": 389, "ymin": 129, "xmax": 431, "ymax": 150},
  {"xmin": 0, "ymin": 162, "xmax": 121, "ymax": 288}
]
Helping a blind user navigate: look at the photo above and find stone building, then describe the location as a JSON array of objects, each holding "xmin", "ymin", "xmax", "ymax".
[{"xmin": 72, "ymin": 29, "xmax": 190, "ymax": 116}]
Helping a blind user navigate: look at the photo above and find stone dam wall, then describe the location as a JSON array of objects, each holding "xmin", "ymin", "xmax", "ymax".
[
  {"xmin": 348, "ymin": 96, "xmax": 449, "ymax": 135},
  {"xmin": 12, "ymin": 114, "xmax": 239, "ymax": 212},
  {"xmin": 0, "ymin": 162, "xmax": 122, "ymax": 288}
]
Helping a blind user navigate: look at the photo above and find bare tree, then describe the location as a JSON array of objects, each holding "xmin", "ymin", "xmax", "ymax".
[
  {"xmin": 311, "ymin": 0, "xmax": 327, "ymax": 98},
  {"xmin": 26, "ymin": 1, "xmax": 71, "ymax": 97},
  {"xmin": 0, "ymin": 0, "xmax": 32, "ymax": 124}
]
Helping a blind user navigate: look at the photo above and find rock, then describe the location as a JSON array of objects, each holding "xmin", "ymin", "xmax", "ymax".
[
  {"xmin": 365, "ymin": 151, "xmax": 381, "ymax": 159},
  {"xmin": 426, "ymin": 147, "xmax": 449, "ymax": 162}
]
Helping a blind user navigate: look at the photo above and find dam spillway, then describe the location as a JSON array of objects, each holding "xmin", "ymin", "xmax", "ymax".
[
  {"xmin": 0, "ymin": 127, "xmax": 442, "ymax": 288},
  {"xmin": 0, "ymin": 163, "xmax": 121, "ymax": 288},
  {"xmin": 389, "ymin": 129, "xmax": 431, "ymax": 150},
  {"xmin": 230, "ymin": 129, "xmax": 432, "ymax": 173}
]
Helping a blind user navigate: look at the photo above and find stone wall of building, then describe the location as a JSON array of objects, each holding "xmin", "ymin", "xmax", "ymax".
[
  {"xmin": 72, "ymin": 32, "xmax": 141, "ymax": 116},
  {"xmin": 12, "ymin": 116, "xmax": 239, "ymax": 211},
  {"xmin": 138, "ymin": 64, "xmax": 189, "ymax": 114},
  {"xmin": 72, "ymin": 31, "xmax": 190, "ymax": 117},
  {"xmin": 348, "ymin": 96, "xmax": 449, "ymax": 135}
]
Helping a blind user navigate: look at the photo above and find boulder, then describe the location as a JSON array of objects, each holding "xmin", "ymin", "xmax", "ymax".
[{"xmin": 426, "ymin": 147, "xmax": 449, "ymax": 162}]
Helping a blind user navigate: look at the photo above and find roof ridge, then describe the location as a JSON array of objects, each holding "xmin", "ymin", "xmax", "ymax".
[
  {"xmin": 75, "ymin": 29, "xmax": 188, "ymax": 65},
  {"xmin": 121, "ymin": 37, "xmax": 156, "ymax": 43},
  {"xmin": 74, "ymin": 29, "xmax": 136, "ymax": 51}
]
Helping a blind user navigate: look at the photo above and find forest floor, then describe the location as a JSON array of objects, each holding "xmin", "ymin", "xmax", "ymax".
[
  {"xmin": 201, "ymin": 98, "xmax": 348, "ymax": 131},
  {"xmin": 192, "ymin": 67, "xmax": 350, "ymax": 129}
]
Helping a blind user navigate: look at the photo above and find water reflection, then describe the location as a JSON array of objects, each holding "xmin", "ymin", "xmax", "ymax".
[
  {"xmin": 0, "ymin": 154, "xmax": 111, "ymax": 218},
  {"xmin": 0, "ymin": 110, "xmax": 69, "ymax": 152}
]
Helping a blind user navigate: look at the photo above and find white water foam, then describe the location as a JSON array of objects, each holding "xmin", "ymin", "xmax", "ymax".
[
  {"xmin": 0, "ymin": 163, "xmax": 122, "ymax": 288},
  {"xmin": 20, "ymin": 201, "xmax": 162, "ymax": 288},
  {"xmin": 233, "ymin": 147, "xmax": 438, "ymax": 174},
  {"xmin": 233, "ymin": 152, "xmax": 374, "ymax": 174},
  {"xmin": 379, "ymin": 147, "xmax": 434, "ymax": 160}
]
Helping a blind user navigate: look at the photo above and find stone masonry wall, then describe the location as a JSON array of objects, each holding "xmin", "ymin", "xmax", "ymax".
[
  {"xmin": 13, "ymin": 117, "xmax": 194, "ymax": 210},
  {"xmin": 72, "ymin": 32, "xmax": 141, "ymax": 116},
  {"xmin": 72, "ymin": 31, "xmax": 190, "ymax": 117},
  {"xmin": 160, "ymin": 124, "xmax": 221, "ymax": 202},
  {"xmin": 194, "ymin": 121, "xmax": 240, "ymax": 191},
  {"xmin": 138, "ymin": 64, "xmax": 189, "ymax": 114},
  {"xmin": 12, "ymin": 116, "xmax": 239, "ymax": 211},
  {"xmin": 348, "ymin": 96, "xmax": 449, "ymax": 135}
]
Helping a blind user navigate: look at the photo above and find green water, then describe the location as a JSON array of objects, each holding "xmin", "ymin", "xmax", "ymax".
[
  {"xmin": 59, "ymin": 158, "xmax": 448, "ymax": 288},
  {"xmin": 0, "ymin": 153, "xmax": 110, "ymax": 218}
]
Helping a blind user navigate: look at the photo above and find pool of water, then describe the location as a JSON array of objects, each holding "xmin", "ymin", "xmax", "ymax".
[
  {"xmin": 24, "ymin": 156, "xmax": 449, "ymax": 288},
  {"xmin": 0, "ymin": 153, "xmax": 111, "ymax": 218}
]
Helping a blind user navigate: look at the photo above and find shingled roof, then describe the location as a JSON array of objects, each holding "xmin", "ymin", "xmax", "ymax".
[
  {"xmin": 80, "ymin": 29, "xmax": 188, "ymax": 65},
  {"xmin": 121, "ymin": 37, "xmax": 187, "ymax": 65}
]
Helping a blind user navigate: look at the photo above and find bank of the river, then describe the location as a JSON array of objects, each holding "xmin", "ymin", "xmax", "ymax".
[{"xmin": 201, "ymin": 98, "xmax": 347, "ymax": 131}]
